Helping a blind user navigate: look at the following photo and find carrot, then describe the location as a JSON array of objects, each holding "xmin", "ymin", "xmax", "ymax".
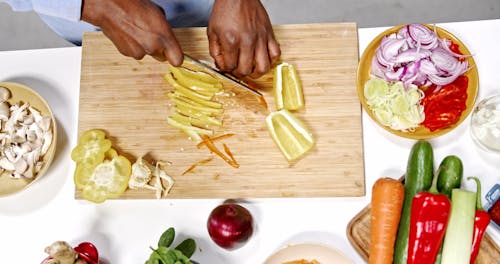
[
  {"xmin": 196, "ymin": 133, "xmax": 235, "ymax": 149},
  {"xmin": 181, "ymin": 157, "xmax": 214, "ymax": 176},
  {"xmin": 200, "ymin": 135, "xmax": 240, "ymax": 168},
  {"xmin": 369, "ymin": 177, "xmax": 405, "ymax": 264},
  {"xmin": 222, "ymin": 143, "xmax": 239, "ymax": 167}
]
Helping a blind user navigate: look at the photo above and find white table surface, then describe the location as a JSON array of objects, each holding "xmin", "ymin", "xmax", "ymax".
[{"xmin": 0, "ymin": 20, "xmax": 499, "ymax": 264}]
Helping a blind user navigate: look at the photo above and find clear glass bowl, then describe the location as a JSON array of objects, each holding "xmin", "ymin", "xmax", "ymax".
[{"xmin": 470, "ymin": 94, "xmax": 500, "ymax": 153}]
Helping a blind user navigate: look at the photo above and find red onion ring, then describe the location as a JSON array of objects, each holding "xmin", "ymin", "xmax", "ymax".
[{"xmin": 371, "ymin": 23, "xmax": 470, "ymax": 87}]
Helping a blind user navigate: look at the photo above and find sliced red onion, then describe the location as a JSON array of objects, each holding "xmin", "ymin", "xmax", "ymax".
[
  {"xmin": 419, "ymin": 59, "xmax": 439, "ymax": 75},
  {"xmin": 439, "ymin": 38, "xmax": 471, "ymax": 58},
  {"xmin": 371, "ymin": 56, "xmax": 386, "ymax": 79},
  {"xmin": 430, "ymin": 48, "xmax": 463, "ymax": 72},
  {"xmin": 408, "ymin": 24, "xmax": 437, "ymax": 45},
  {"xmin": 394, "ymin": 48, "xmax": 432, "ymax": 64},
  {"xmin": 427, "ymin": 61, "xmax": 468, "ymax": 85},
  {"xmin": 384, "ymin": 67, "xmax": 405, "ymax": 81},
  {"xmin": 371, "ymin": 23, "xmax": 471, "ymax": 87},
  {"xmin": 401, "ymin": 61, "xmax": 421, "ymax": 81},
  {"xmin": 413, "ymin": 72, "xmax": 429, "ymax": 86},
  {"xmin": 397, "ymin": 26, "xmax": 409, "ymax": 38},
  {"xmin": 376, "ymin": 37, "xmax": 407, "ymax": 68}
]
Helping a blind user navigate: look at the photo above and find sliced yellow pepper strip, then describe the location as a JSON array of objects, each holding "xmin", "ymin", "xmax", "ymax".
[
  {"xmin": 164, "ymin": 73, "xmax": 215, "ymax": 99},
  {"xmin": 167, "ymin": 117, "xmax": 214, "ymax": 136},
  {"xmin": 171, "ymin": 65, "xmax": 221, "ymax": 85},
  {"xmin": 170, "ymin": 112, "xmax": 221, "ymax": 129},
  {"xmin": 167, "ymin": 93, "xmax": 223, "ymax": 115},
  {"xmin": 172, "ymin": 91, "xmax": 222, "ymax": 109},
  {"xmin": 175, "ymin": 106, "xmax": 222, "ymax": 127},
  {"xmin": 169, "ymin": 66, "xmax": 223, "ymax": 94}
]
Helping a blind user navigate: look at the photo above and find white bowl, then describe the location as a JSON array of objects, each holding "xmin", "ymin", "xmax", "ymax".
[{"xmin": 470, "ymin": 94, "xmax": 500, "ymax": 154}]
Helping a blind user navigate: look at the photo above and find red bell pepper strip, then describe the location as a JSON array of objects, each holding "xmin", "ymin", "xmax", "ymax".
[
  {"xmin": 421, "ymin": 75, "xmax": 468, "ymax": 132},
  {"xmin": 467, "ymin": 177, "xmax": 491, "ymax": 264},
  {"xmin": 407, "ymin": 170, "xmax": 451, "ymax": 264}
]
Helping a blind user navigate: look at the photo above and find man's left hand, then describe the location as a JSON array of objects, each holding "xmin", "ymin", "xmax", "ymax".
[{"xmin": 207, "ymin": 0, "xmax": 281, "ymax": 79}]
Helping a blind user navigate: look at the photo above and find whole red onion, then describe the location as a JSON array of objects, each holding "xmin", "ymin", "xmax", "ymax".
[{"xmin": 207, "ymin": 203, "xmax": 253, "ymax": 250}]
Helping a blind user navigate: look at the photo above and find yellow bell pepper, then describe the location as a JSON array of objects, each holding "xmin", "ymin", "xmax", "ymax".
[
  {"xmin": 72, "ymin": 129, "xmax": 132, "ymax": 203},
  {"xmin": 81, "ymin": 155, "xmax": 132, "ymax": 203},
  {"xmin": 71, "ymin": 129, "xmax": 112, "ymax": 166}
]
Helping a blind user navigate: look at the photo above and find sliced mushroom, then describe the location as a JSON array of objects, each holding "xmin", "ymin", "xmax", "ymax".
[
  {"xmin": 0, "ymin": 86, "xmax": 11, "ymax": 103},
  {"xmin": 0, "ymin": 157, "xmax": 15, "ymax": 171},
  {"xmin": 0, "ymin": 88, "xmax": 52, "ymax": 180},
  {"xmin": 37, "ymin": 116, "xmax": 51, "ymax": 132},
  {"xmin": 41, "ymin": 131, "xmax": 53, "ymax": 155},
  {"xmin": 0, "ymin": 102, "xmax": 10, "ymax": 121}
]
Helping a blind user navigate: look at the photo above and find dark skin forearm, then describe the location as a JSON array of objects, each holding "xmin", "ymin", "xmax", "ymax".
[
  {"xmin": 81, "ymin": 0, "xmax": 280, "ymax": 79},
  {"xmin": 81, "ymin": 0, "xmax": 183, "ymax": 65}
]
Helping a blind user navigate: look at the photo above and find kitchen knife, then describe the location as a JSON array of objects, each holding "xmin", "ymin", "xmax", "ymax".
[{"xmin": 183, "ymin": 54, "xmax": 264, "ymax": 98}]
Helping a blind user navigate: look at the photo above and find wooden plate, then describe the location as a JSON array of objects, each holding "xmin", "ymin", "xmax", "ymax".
[
  {"xmin": 346, "ymin": 197, "xmax": 500, "ymax": 263},
  {"xmin": 0, "ymin": 82, "xmax": 57, "ymax": 197},
  {"xmin": 357, "ymin": 24, "xmax": 479, "ymax": 139},
  {"xmin": 263, "ymin": 243, "xmax": 354, "ymax": 264}
]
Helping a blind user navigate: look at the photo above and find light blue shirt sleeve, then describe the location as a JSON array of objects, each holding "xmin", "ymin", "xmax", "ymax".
[
  {"xmin": 2, "ymin": 0, "xmax": 214, "ymax": 45},
  {"xmin": 3, "ymin": 0, "xmax": 82, "ymax": 21}
]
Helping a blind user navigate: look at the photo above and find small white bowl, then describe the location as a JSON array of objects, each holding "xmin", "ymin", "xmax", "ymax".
[{"xmin": 470, "ymin": 94, "xmax": 500, "ymax": 154}]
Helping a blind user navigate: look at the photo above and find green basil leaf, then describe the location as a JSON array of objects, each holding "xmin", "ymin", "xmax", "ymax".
[
  {"xmin": 175, "ymin": 238, "xmax": 196, "ymax": 258},
  {"xmin": 158, "ymin": 227, "xmax": 175, "ymax": 248}
]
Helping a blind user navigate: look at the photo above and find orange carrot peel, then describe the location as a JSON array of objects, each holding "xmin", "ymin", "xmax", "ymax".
[{"xmin": 201, "ymin": 135, "xmax": 240, "ymax": 168}]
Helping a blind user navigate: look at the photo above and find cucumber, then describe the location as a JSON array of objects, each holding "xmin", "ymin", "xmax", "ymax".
[
  {"xmin": 434, "ymin": 155, "xmax": 463, "ymax": 264},
  {"xmin": 393, "ymin": 140, "xmax": 434, "ymax": 264},
  {"xmin": 437, "ymin": 155, "xmax": 463, "ymax": 198},
  {"xmin": 441, "ymin": 189, "xmax": 476, "ymax": 264}
]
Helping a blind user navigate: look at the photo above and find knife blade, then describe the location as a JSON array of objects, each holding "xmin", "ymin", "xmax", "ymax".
[{"xmin": 183, "ymin": 54, "xmax": 264, "ymax": 98}]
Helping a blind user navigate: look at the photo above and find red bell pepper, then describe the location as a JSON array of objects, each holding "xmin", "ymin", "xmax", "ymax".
[
  {"xmin": 421, "ymin": 75, "xmax": 468, "ymax": 132},
  {"xmin": 407, "ymin": 170, "xmax": 451, "ymax": 264},
  {"xmin": 468, "ymin": 177, "xmax": 491, "ymax": 264}
]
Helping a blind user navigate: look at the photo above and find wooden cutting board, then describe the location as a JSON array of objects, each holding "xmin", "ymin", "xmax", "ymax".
[
  {"xmin": 347, "ymin": 203, "xmax": 500, "ymax": 263},
  {"xmin": 77, "ymin": 23, "xmax": 364, "ymax": 199}
]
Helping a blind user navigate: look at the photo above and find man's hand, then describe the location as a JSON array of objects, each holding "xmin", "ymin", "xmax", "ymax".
[
  {"xmin": 81, "ymin": 0, "xmax": 183, "ymax": 66},
  {"xmin": 207, "ymin": 0, "xmax": 281, "ymax": 79}
]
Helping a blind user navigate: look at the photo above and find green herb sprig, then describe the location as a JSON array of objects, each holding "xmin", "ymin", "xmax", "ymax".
[{"xmin": 145, "ymin": 227, "xmax": 197, "ymax": 264}]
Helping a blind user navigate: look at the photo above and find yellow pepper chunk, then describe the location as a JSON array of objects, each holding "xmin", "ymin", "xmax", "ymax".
[
  {"xmin": 266, "ymin": 109, "xmax": 315, "ymax": 162},
  {"xmin": 274, "ymin": 62, "xmax": 305, "ymax": 111}
]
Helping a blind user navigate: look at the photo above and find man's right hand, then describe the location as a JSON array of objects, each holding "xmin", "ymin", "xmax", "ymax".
[{"xmin": 81, "ymin": 0, "xmax": 183, "ymax": 66}]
